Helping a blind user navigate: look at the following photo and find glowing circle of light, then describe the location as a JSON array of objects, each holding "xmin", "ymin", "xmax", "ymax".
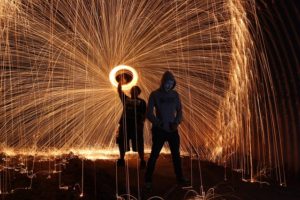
[{"xmin": 109, "ymin": 65, "xmax": 138, "ymax": 90}]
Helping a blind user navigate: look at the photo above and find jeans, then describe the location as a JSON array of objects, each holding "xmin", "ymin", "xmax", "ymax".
[{"xmin": 145, "ymin": 127, "xmax": 183, "ymax": 182}]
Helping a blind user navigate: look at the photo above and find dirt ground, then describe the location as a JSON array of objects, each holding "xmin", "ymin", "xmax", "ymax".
[{"xmin": 0, "ymin": 154, "xmax": 299, "ymax": 200}]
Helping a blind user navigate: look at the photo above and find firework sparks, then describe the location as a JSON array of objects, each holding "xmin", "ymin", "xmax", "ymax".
[{"xmin": 0, "ymin": 0, "xmax": 286, "ymax": 190}]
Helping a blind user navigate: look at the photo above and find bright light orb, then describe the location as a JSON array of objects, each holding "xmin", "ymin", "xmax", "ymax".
[{"xmin": 109, "ymin": 65, "xmax": 138, "ymax": 90}]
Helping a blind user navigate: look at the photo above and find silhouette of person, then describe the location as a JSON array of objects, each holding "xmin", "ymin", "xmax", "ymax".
[
  {"xmin": 144, "ymin": 71, "xmax": 188, "ymax": 189},
  {"xmin": 116, "ymin": 74, "xmax": 146, "ymax": 169}
]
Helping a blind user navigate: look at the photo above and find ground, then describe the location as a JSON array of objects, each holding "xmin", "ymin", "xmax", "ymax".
[{"xmin": 0, "ymin": 154, "xmax": 299, "ymax": 200}]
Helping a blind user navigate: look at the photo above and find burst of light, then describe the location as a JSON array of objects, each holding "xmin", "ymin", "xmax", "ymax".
[
  {"xmin": 109, "ymin": 65, "xmax": 138, "ymax": 90},
  {"xmin": 0, "ymin": 0, "xmax": 286, "ymax": 188}
]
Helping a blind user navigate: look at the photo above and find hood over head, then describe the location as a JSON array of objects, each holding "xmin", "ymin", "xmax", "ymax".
[{"xmin": 160, "ymin": 71, "xmax": 176, "ymax": 90}]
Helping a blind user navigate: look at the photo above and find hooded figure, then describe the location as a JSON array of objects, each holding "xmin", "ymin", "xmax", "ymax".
[
  {"xmin": 146, "ymin": 71, "xmax": 182, "ymax": 132},
  {"xmin": 145, "ymin": 71, "xmax": 187, "ymax": 189}
]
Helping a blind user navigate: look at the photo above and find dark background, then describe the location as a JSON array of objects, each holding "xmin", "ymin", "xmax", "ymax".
[{"xmin": 256, "ymin": 0, "xmax": 300, "ymax": 180}]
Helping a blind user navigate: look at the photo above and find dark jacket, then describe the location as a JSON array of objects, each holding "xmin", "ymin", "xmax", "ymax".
[
  {"xmin": 147, "ymin": 71, "xmax": 182, "ymax": 132},
  {"xmin": 118, "ymin": 85, "xmax": 146, "ymax": 133}
]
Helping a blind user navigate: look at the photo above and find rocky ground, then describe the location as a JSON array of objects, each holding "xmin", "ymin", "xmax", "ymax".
[{"xmin": 0, "ymin": 154, "xmax": 299, "ymax": 200}]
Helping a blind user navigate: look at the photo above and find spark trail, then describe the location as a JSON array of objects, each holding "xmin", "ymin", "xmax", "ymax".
[{"xmin": 0, "ymin": 0, "xmax": 285, "ymax": 186}]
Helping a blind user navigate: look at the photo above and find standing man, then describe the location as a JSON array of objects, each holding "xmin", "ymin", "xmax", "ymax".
[
  {"xmin": 145, "ymin": 71, "xmax": 188, "ymax": 189},
  {"xmin": 116, "ymin": 75, "xmax": 147, "ymax": 169}
]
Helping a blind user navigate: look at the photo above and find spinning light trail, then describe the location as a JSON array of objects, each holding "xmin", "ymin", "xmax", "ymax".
[
  {"xmin": 109, "ymin": 65, "xmax": 138, "ymax": 90},
  {"xmin": 0, "ymin": 0, "xmax": 287, "ymax": 193}
]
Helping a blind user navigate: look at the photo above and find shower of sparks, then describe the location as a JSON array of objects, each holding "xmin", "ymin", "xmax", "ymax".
[{"xmin": 0, "ymin": 0, "xmax": 285, "ymax": 187}]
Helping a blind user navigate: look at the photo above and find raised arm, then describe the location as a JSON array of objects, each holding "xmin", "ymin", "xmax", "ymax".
[
  {"xmin": 118, "ymin": 82, "xmax": 128, "ymax": 103},
  {"xmin": 117, "ymin": 82, "xmax": 123, "ymax": 98}
]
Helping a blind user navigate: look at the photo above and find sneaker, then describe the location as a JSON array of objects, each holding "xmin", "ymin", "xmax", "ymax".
[
  {"xmin": 177, "ymin": 177, "xmax": 190, "ymax": 186},
  {"xmin": 140, "ymin": 160, "xmax": 146, "ymax": 170},
  {"xmin": 117, "ymin": 159, "xmax": 125, "ymax": 167}
]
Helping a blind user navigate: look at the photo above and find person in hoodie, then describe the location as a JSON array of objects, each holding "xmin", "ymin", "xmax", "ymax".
[
  {"xmin": 116, "ymin": 74, "xmax": 147, "ymax": 169},
  {"xmin": 145, "ymin": 71, "xmax": 188, "ymax": 189}
]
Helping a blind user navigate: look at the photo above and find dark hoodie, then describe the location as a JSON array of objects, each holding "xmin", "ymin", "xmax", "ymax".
[{"xmin": 147, "ymin": 71, "xmax": 182, "ymax": 132}]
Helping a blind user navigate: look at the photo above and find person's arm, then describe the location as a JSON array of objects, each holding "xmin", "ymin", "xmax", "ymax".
[
  {"xmin": 117, "ymin": 82, "xmax": 123, "ymax": 98},
  {"xmin": 174, "ymin": 92, "xmax": 183, "ymax": 124},
  {"xmin": 146, "ymin": 92, "xmax": 160, "ymax": 126},
  {"xmin": 170, "ymin": 92, "xmax": 182, "ymax": 131},
  {"xmin": 118, "ymin": 82, "xmax": 128, "ymax": 103}
]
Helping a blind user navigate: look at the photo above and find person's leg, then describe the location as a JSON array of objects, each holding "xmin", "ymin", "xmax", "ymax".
[
  {"xmin": 137, "ymin": 128, "xmax": 145, "ymax": 161},
  {"xmin": 131, "ymin": 131, "xmax": 146, "ymax": 168},
  {"xmin": 125, "ymin": 125, "xmax": 132, "ymax": 152},
  {"xmin": 117, "ymin": 125, "xmax": 126, "ymax": 166},
  {"xmin": 167, "ymin": 131, "xmax": 183, "ymax": 181},
  {"xmin": 119, "ymin": 146, "xmax": 125, "ymax": 160},
  {"xmin": 137, "ymin": 131, "xmax": 146, "ymax": 169},
  {"xmin": 145, "ymin": 129, "xmax": 165, "ymax": 182},
  {"xmin": 117, "ymin": 133, "xmax": 126, "ymax": 167},
  {"xmin": 138, "ymin": 147, "xmax": 145, "ymax": 162},
  {"xmin": 117, "ymin": 131, "xmax": 125, "ymax": 159}
]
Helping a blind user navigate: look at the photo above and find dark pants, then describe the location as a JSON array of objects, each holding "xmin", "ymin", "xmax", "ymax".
[
  {"xmin": 117, "ymin": 124, "xmax": 144, "ymax": 160},
  {"xmin": 145, "ymin": 127, "xmax": 183, "ymax": 182}
]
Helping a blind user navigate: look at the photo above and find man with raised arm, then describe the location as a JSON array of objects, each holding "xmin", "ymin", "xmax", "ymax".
[{"xmin": 116, "ymin": 75, "xmax": 146, "ymax": 169}]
